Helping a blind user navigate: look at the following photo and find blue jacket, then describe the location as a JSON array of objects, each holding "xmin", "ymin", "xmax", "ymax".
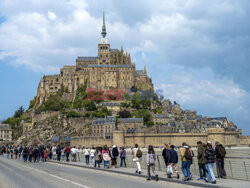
[{"xmin": 167, "ymin": 149, "xmax": 178, "ymax": 164}]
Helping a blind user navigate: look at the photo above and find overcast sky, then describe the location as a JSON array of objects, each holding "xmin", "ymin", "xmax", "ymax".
[{"xmin": 0, "ymin": 0, "xmax": 250, "ymax": 134}]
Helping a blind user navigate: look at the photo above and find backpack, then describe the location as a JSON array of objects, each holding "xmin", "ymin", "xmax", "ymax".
[
  {"xmin": 218, "ymin": 146, "xmax": 226, "ymax": 157},
  {"xmin": 184, "ymin": 148, "xmax": 192, "ymax": 161},
  {"xmin": 136, "ymin": 149, "xmax": 142, "ymax": 158}
]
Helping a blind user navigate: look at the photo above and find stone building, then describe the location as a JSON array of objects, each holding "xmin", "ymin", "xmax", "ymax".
[
  {"xmin": 91, "ymin": 116, "xmax": 143, "ymax": 139},
  {"xmin": 152, "ymin": 114, "xmax": 169, "ymax": 125},
  {"xmin": 0, "ymin": 124, "xmax": 12, "ymax": 141},
  {"xmin": 102, "ymin": 102, "xmax": 121, "ymax": 115},
  {"xmin": 35, "ymin": 11, "xmax": 154, "ymax": 106}
]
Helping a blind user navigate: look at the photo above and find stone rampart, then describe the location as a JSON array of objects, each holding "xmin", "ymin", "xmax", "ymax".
[{"xmin": 70, "ymin": 128, "xmax": 247, "ymax": 147}]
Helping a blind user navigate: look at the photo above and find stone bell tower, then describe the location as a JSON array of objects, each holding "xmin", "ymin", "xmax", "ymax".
[{"xmin": 98, "ymin": 9, "xmax": 110, "ymax": 65}]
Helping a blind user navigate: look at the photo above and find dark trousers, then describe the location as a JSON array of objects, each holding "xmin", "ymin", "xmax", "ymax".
[
  {"xmin": 216, "ymin": 158, "xmax": 227, "ymax": 178},
  {"xmin": 66, "ymin": 152, "xmax": 70, "ymax": 162},
  {"xmin": 57, "ymin": 154, "xmax": 61, "ymax": 161},
  {"xmin": 147, "ymin": 164, "xmax": 158, "ymax": 179},
  {"xmin": 95, "ymin": 160, "xmax": 101, "ymax": 168},
  {"xmin": 198, "ymin": 164, "xmax": 207, "ymax": 178},
  {"xmin": 85, "ymin": 155, "xmax": 89, "ymax": 164},
  {"xmin": 23, "ymin": 154, "xmax": 27, "ymax": 162},
  {"xmin": 164, "ymin": 159, "xmax": 168, "ymax": 167},
  {"xmin": 120, "ymin": 157, "xmax": 127, "ymax": 167}
]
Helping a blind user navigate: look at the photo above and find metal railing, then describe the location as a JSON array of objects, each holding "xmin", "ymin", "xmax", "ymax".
[{"xmin": 76, "ymin": 153, "xmax": 250, "ymax": 181}]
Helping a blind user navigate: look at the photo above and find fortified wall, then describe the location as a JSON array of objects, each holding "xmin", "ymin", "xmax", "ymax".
[{"xmin": 71, "ymin": 128, "xmax": 250, "ymax": 147}]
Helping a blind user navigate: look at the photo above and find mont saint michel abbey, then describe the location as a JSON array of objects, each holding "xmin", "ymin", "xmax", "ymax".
[{"xmin": 36, "ymin": 11, "xmax": 153, "ymax": 106}]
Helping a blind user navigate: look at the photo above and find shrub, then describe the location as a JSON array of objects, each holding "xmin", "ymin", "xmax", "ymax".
[
  {"xmin": 62, "ymin": 111, "xmax": 83, "ymax": 118},
  {"xmin": 28, "ymin": 97, "xmax": 36, "ymax": 109}
]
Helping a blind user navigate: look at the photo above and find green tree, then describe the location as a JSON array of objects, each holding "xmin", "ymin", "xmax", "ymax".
[
  {"xmin": 118, "ymin": 110, "xmax": 131, "ymax": 118},
  {"xmin": 14, "ymin": 106, "xmax": 25, "ymax": 118}
]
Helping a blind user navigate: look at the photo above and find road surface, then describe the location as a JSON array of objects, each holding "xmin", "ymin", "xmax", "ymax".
[{"xmin": 0, "ymin": 156, "xmax": 196, "ymax": 188}]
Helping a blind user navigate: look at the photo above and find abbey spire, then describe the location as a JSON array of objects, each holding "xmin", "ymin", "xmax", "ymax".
[
  {"xmin": 101, "ymin": 9, "xmax": 107, "ymax": 38},
  {"xmin": 100, "ymin": 9, "xmax": 108, "ymax": 44}
]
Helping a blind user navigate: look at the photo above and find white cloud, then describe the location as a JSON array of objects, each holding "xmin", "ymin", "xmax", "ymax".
[
  {"xmin": 48, "ymin": 11, "xmax": 57, "ymax": 20},
  {"xmin": 156, "ymin": 67, "xmax": 247, "ymax": 114}
]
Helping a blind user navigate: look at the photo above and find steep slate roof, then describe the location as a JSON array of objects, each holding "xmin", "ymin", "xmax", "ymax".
[
  {"xmin": 77, "ymin": 56, "xmax": 98, "ymax": 61},
  {"xmin": 110, "ymin": 49, "xmax": 119, "ymax": 52},
  {"xmin": 152, "ymin": 114, "xmax": 169, "ymax": 118},
  {"xmin": 93, "ymin": 116, "xmax": 143, "ymax": 125},
  {"xmin": 102, "ymin": 102, "xmax": 120, "ymax": 106},
  {"xmin": 210, "ymin": 117, "xmax": 227, "ymax": 122},
  {"xmin": 0, "ymin": 124, "xmax": 11, "ymax": 129},
  {"xmin": 136, "ymin": 70, "xmax": 143, "ymax": 75},
  {"xmin": 119, "ymin": 118, "xmax": 143, "ymax": 123},
  {"xmin": 89, "ymin": 64, "xmax": 132, "ymax": 68}
]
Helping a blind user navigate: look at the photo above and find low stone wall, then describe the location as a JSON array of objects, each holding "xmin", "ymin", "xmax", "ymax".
[
  {"xmin": 238, "ymin": 136, "xmax": 250, "ymax": 145},
  {"xmin": 71, "ymin": 136, "xmax": 112, "ymax": 147}
]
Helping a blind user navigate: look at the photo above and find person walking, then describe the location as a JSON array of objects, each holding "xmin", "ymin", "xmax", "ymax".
[
  {"xmin": 56, "ymin": 145, "xmax": 61, "ymax": 161},
  {"xmin": 120, "ymin": 147, "xmax": 127, "ymax": 168},
  {"xmin": 44, "ymin": 147, "xmax": 48, "ymax": 162},
  {"xmin": 71, "ymin": 146, "xmax": 78, "ymax": 162},
  {"xmin": 132, "ymin": 144, "xmax": 142, "ymax": 174},
  {"xmin": 14, "ymin": 147, "xmax": 18, "ymax": 159},
  {"xmin": 28, "ymin": 147, "xmax": 33, "ymax": 162},
  {"xmin": 215, "ymin": 141, "xmax": 227, "ymax": 179},
  {"xmin": 146, "ymin": 145, "xmax": 159, "ymax": 181},
  {"xmin": 52, "ymin": 146, "xmax": 57, "ymax": 160},
  {"xmin": 205, "ymin": 141, "xmax": 216, "ymax": 184},
  {"xmin": 167, "ymin": 145, "xmax": 179, "ymax": 179},
  {"xmin": 90, "ymin": 147, "xmax": 95, "ymax": 166},
  {"xmin": 83, "ymin": 147, "xmax": 90, "ymax": 165},
  {"xmin": 94, "ymin": 147, "xmax": 102, "ymax": 168},
  {"xmin": 65, "ymin": 145, "xmax": 71, "ymax": 162},
  {"xmin": 61, "ymin": 147, "xmax": 65, "ymax": 162},
  {"xmin": 197, "ymin": 141, "xmax": 207, "ymax": 180},
  {"xmin": 23, "ymin": 146, "xmax": 28, "ymax": 162},
  {"xmin": 102, "ymin": 145, "xmax": 111, "ymax": 169},
  {"xmin": 162, "ymin": 144, "xmax": 170, "ymax": 169},
  {"xmin": 111, "ymin": 145, "xmax": 119, "ymax": 168},
  {"xmin": 180, "ymin": 142, "xmax": 193, "ymax": 181}
]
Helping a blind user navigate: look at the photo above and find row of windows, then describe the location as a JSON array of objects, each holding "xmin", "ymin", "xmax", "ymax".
[
  {"xmin": 0, "ymin": 135, "xmax": 9, "ymax": 138},
  {"xmin": 0, "ymin": 130, "xmax": 10, "ymax": 133}
]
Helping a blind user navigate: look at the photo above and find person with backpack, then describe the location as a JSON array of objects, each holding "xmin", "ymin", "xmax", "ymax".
[
  {"xmin": 146, "ymin": 145, "xmax": 159, "ymax": 181},
  {"xmin": 56, "ymin": 145, "xmax": 61, "ymax": 161},
  {"xmin": 197, "ymin": 141, "xmax": 207, "ymax": 180},
  {"xmin": 205, "ymin": 141, "xmax": 216, "ymax": 184},
  {"xmin": 167, "ymin": 145, "xmax": 179, "ymax": 179},
  {"xmin": 132, "ymin": 144, "xmax": 142, "ymax": 174},
  {"xmin": 120, "ymin": 147, "xmax": 127, "ymax": 168},
  {"xmin": 162, "ymin": 144, "xmax": 170, "ymax": 169},
  {"xmin": 215, "ymin": 141, "xmax": 227, "ymax": 179},
  {"xmin": 180, "ymin": 142, "xmax": 193, "ymax": 181},
  {"xmin": 102, "ymin": 145, "xmax": 111, "ymax": 168}
]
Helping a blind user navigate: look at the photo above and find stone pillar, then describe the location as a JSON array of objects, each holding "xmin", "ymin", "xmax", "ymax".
[{"xmin": 113, "ymin": 130, "xmax": 124, "ymax": 147}]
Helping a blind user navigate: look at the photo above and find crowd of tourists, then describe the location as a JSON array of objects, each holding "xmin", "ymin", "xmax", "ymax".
[{"xmin": 0, "ymin": 141, "xmax": 227, "ymax": 184}]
